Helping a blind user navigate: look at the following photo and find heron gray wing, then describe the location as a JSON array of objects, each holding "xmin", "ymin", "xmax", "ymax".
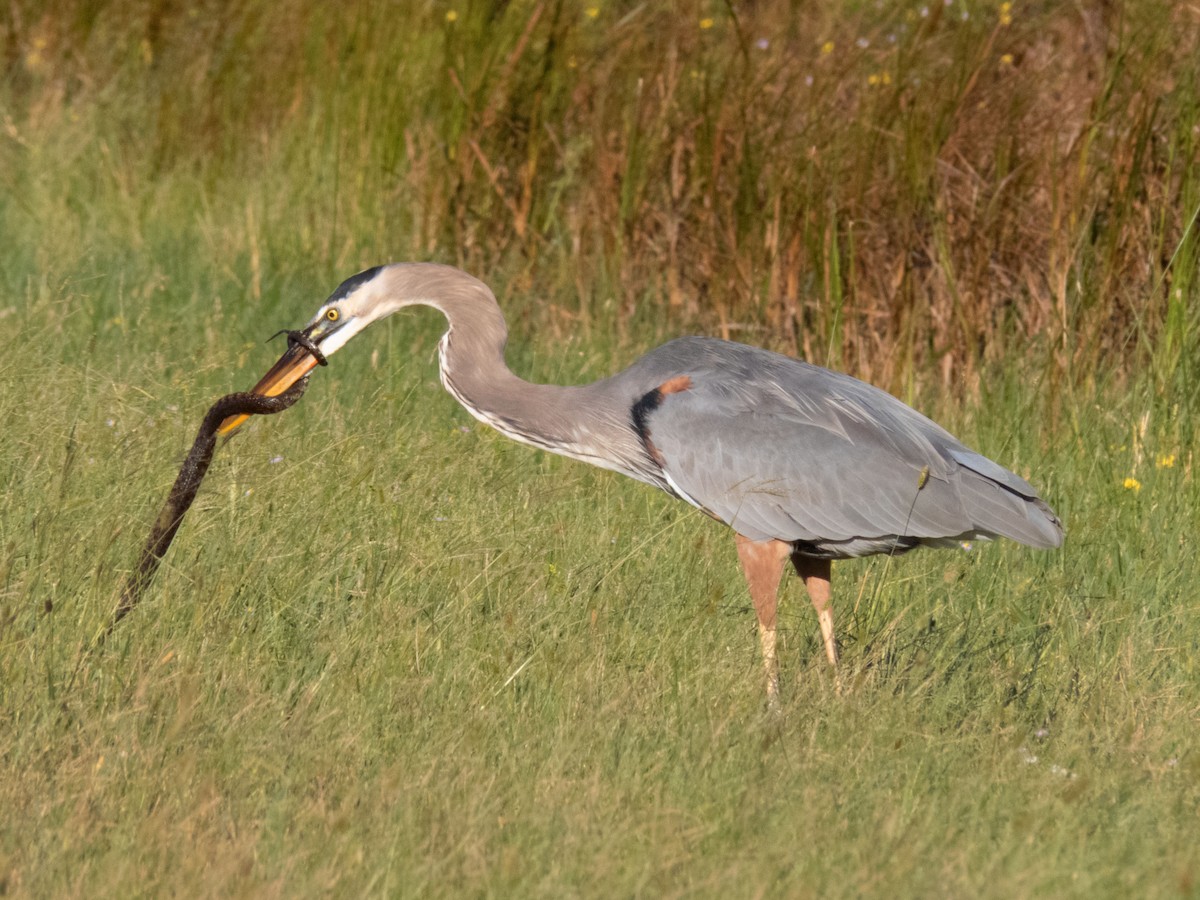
[
  {"xmin": 627, "ymin": 338, "xmax": 1062, "ymax": 553},
  {"xmin": 644, "ymin": 385, "xmax": 966, "ymax": 547},
  {"xmin": 949, "ymin": 447, "xmax": 1037, "ymax": 496}
]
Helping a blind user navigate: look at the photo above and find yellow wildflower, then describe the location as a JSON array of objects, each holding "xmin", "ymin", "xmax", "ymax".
[
  {"xmin": 1123, "ymin": 477, "xmax": 1142, "ymax": 492},
  {"xmin": 699, "ymin": 17, "xmax": 714, "ymax": 29},
  {"xmin": 24, "ymin": 35, "xmax": 49, "ymax": 73},
  {"xmin": 999, "ymin": 2, "xmax": 1012, "ymax": 25},
  {"xmin": 821, "ymin": 41, "xmax": 835, "ymax": 55},
  {"xmin": 1156, "ymin": 453, "xmax": 1176, "ymax": 469},
  {"xmin": 445, "ymin": 10, "xmax": 458, "ymax": 22},
  {"xmin": 585, "ymin": 6, "xmax": 599, "ymax": 18},
  {"xmin": 1000, "ymin": 53, "xmax": 1014, "ymax": 66}
]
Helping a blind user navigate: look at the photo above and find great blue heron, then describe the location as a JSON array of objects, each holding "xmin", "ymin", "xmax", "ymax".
[{"xmin": 220, "ymin": 263, "xmax": 1063, "ymax": 700}]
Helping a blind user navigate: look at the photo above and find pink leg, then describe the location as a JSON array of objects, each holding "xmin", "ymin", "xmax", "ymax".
[
  {"xmin": 735, "ymin": 535, "xmax": 792, "ymax": 704},
  {"xmin": 792, "ymin": 554, "xmax": 837, "ymax": 668}
]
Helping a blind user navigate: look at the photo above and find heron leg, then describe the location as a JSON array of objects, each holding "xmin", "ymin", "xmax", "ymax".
[
  {"xmin": 792, "ymin": 555, "xmax": 837, "ymax": 669},
  {"xmin": 735, "ymin": 535, "xmax": 793, "ymax": 705}
]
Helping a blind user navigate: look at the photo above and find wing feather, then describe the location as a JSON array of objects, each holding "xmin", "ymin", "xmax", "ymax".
[{"xmin": 628, "ymin": 338, "xmax": 1062, "ymax": 553}]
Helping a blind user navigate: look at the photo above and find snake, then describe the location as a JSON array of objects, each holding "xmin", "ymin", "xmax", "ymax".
[{"xmin": 109, "ymin": 334, "xmax": 321, "ymax": 633}]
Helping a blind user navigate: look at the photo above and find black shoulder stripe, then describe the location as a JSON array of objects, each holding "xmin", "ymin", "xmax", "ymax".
[{"xmin": 631, "ymin": 387, "xmax": 664, "ymax": 443}]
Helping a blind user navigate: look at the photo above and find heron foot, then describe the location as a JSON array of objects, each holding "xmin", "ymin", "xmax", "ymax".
[{"xmin": 766, "ymin": 688, "xmax": 783, "ymax": 717}]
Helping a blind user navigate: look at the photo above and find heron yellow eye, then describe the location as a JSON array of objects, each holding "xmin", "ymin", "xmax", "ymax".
[{"xmin": 326, "ymin": 308, "xmax": 340, "ymax": 322}]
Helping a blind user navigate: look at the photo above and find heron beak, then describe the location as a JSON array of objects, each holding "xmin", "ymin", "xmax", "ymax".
[{"xmin": 216, "ymin": 323, "xmax": 328, "ymax": 436}]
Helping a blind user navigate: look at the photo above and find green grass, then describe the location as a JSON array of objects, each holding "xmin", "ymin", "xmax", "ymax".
[
  {"xmin": 3, "ymin": 284, "xmax": 1197, "ymax": 897},
  {"xmin": 3, "ymin": 1, "xmax": 1199, "ymax": 897}
]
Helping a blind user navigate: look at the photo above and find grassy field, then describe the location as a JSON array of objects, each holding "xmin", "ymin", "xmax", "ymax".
[{"xmin": 3, "ymin": 1, "xmax": 1200, "ymax": 897}]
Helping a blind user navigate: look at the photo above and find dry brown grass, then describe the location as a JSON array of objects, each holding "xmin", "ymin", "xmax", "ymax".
[{"xmin": 4, "ymin": 0, "xmax": 1197, "ymax": 391}]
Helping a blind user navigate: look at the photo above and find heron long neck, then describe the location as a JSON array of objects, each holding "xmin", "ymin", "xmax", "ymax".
[
  {"xmin": 435, "ymin": 293, "xmax": 590, "ymax": 449},
  {"xmin": 427, "ymin": 284, "xmax": 646, "ymax": 478}
]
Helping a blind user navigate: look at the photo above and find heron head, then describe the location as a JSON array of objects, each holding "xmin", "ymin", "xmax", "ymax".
[
  {"xmin": 216, "ymin": 266, "xmax": 391, "ymax": 435},
  {"xmin": 218, "ymin": 263, "xmax": 495, "ymax": 435}
]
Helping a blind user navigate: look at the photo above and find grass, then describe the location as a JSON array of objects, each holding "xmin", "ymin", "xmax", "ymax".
[
  {"xmin": 2, "ymin": 1, "xmax": 1199, "ymax": 896},
  {"xmin": 3, "ymin": 275, "xmax": 1197, "ymax": 897}
]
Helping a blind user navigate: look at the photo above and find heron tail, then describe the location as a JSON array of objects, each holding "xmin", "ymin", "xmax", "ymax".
[{"xmin": 953, "ymin": 463, "xmax": 1064, "ymax": 549}]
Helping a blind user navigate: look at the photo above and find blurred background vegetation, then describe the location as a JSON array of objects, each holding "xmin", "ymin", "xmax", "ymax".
[{"xmin": 4, "ymin": 0, "xmax": 1197, "ymax": 393}]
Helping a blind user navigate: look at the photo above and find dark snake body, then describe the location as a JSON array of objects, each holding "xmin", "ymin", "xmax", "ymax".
[{"xmin": 110, "ymin": 377, "xmax": 310, "ymax": 630}]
